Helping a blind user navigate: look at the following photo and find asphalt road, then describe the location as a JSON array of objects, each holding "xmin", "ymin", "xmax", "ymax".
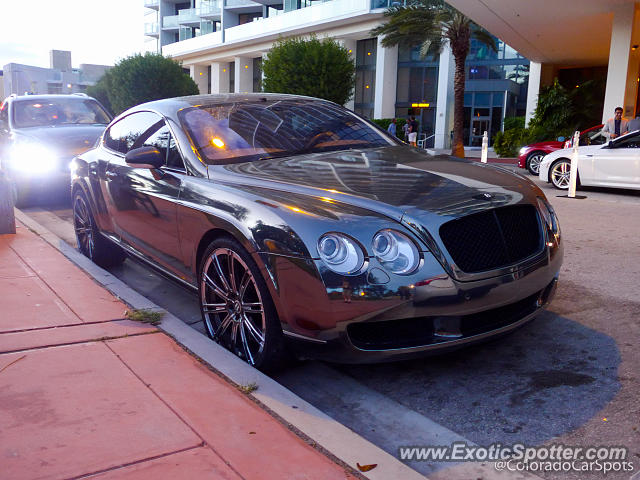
[{"xmin": 20, "ymin": 168, "xmax": 640, "ymax": 479}]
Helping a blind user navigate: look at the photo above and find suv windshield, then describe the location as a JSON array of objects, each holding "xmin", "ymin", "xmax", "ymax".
[
  {"xmin": 178, "ymin": 99, "xmax": 396, "ymax": 165},
  {"xmin": 12, "ymin": 97, "xmax": 111, "ymax": 128}
]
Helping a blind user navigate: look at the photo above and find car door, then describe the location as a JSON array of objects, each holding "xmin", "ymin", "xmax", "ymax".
[
  {"xmin": 102, "ymin": 111, "xmax": 186, "ymax": 277},
  {"xmin": 591, "ymin": 133, "xmax": 640, "ymax": 188}
]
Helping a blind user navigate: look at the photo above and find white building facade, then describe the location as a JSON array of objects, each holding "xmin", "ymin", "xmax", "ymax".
[{"xmin": 146, "ymin": 0, "xmax": 530, "ymax": 148}]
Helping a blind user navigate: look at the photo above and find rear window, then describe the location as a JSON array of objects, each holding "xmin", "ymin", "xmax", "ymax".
[
  {"xmin": 178, "ymin": 99, "xmax": 396, "ymax": 165},
  {"xmin": 12, "ymin": 98, "xmax": 111, "ymax": 128}
]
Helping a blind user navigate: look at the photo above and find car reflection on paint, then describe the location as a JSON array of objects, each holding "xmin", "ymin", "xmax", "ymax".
[{"xmin": 71, "ymin": 94, "xmax": 562, "ymax": 371}]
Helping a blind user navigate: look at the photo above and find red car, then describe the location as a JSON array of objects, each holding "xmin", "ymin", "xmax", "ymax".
[{"xmin": 518, "ymin": 124, "xmax": 604, "ymax": 175}]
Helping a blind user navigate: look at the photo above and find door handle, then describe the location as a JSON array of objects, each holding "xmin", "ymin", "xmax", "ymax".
[{"xmin": 585, "ymin": 155, "xmax": 593, "ymax": 157}]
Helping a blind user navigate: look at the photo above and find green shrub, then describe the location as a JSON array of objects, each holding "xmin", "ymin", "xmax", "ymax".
[
  {"xmin": 89, "ymin": 53, "xmax": 199, "ymax": 115},
  {"xmin": 503, "ymin": 116, "xmax": 525, "ymax": 132},
  {"xmin": 262, "ymin": 36, "xmax": 355, "ymax": 106}
]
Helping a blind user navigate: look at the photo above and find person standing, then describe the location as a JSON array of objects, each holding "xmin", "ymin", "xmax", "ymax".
[
  {"xmin": 602, "ymin": 107, "xmax": 629, "ymax": 140},
  {"xmin": 408, "ymin": 115, "xmax": 419, "ymax": 146},
  {"xmin": 387, "ymin": 118, "xmax": 397, "ymax": 137},
  {"xmin": 627, "ymin": 113, "xmax": 640, "ymax": 133}
]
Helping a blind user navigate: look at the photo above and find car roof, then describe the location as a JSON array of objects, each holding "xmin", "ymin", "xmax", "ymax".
[
  {"xmin": 8, "ymin": 94, "xmax": 98, "ymax": 103},
  {"xmin": 132, "ymin": 93, "xmax": 333, "ymax": 117}
]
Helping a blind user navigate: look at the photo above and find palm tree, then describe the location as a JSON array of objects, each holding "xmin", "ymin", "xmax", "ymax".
[{"xmin": 371, "ymin": 0, "xmax": 496, "ymax": 158}]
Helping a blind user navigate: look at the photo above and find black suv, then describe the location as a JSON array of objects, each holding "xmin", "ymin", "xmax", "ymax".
[{"xmin": 0, "ymin": 93, "xmax": 112, "ymax": 205}]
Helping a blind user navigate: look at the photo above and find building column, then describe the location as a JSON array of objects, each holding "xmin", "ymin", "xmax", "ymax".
[
  {"xmin": 435, "ymin": 44, "xmax": 455, "ymax": 149},
  {"xmin": 211, "ymin": 62, "xmax": 229, "ymax": 94},
  {"xmin": 234, "ymin": 57, "xmax": 253, "ymax": 93},
  {"xmin": 602, "ymin": 3, "xmax": 638, "ymax": 121},
  {"xmin": 189, "ymin": 64, "xmax": 209, "ymax": 94},
  {"xmin": 340, "ymin": 39, "xmax": 357, "ymax": 110},
  {"xmin": 525, "ymin": 61, "xmax": 542, "ymax": 126},
  {"xmin": 373, "ymin": 37, "xmax": 397, "ymax": 119}
]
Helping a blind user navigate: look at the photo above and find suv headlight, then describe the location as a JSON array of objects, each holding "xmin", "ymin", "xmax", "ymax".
[
  {"xmin": 317, "ymin": 233, "xmax": 365, "ymax": 275},
  {"xmin": 8, "ymin": 143, "xmax": 57, "ymax": 173},
  {"xmin": 372, "ymin": 229, "xmax": 420, "ymax": 274}
]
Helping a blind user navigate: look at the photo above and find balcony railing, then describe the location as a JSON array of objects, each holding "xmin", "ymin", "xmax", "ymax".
[
  {"xmin": 224, "ymin": 0, "xmax": 260, "ymax": 7},
  {"xmin": 178, "ymin": 8, "xmax": 201, "ymax": 24},
  {"xmin": 370, "ymin": 0, "xmax": 405, "ymax": 8},
  {"xmin": 144, "ymin": 0, "xmax": 159, "ymax": 9},
  {"xmin": 144, "ymin": 22, "xmax": 159, "ymax": 35},
  {"xmin": 200, "ymin": 0, "xmax": 222, "ymax": 17},
  {"xmin": 163, "ymin": 15, "xmax": 179, "ymax": 28}
]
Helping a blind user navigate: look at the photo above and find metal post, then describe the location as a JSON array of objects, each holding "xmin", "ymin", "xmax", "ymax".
[
  {"xmin": 568, "ymin": 130, "xmax": 580, "ymax": 198},
  {"xmin": 481, "ymin": 131, "xmax": 488, "ymax": 163},
  {"xmin": 0, "ymin": 169, "xmax": 16, "ymax": 234}
]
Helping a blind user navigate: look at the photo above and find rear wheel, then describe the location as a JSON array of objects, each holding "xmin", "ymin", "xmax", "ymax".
[
  {"xmin": 526, "ymin": 151, "xmax": 545, "ymax": 175},
  {"xmin": 198, "ymin": 237, "xmax": 287, "ymax": 372},
  {"xmin": 549, "ymin": 159, "xmax": 573, "ymax": 190},
  {"xmin": 72, "ymin": 189, "xmax": 125, "ymax": 268}
]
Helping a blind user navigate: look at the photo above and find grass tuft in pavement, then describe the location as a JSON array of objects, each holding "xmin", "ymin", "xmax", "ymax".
[{"xmin": 125, "ymin": 309, "xmax": 164, "ymax": 326}]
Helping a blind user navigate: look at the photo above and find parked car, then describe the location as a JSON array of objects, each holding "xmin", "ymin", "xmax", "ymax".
[
  {"xmin": 539, "ymin": 130, "xmax": 640, "ymax": 190},
  {"xmin": 0, "ymin": 93, "xmax": 112, "ymax": 205},
  {"xmin": 71, "ymin": 94, "xmax": 563, "ymax": 371},
  {"xmin": 518, "ymin": 124, "xmax": 605, "ymax": 175}
]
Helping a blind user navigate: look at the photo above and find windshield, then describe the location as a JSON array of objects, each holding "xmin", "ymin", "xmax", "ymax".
[
  {"xmin": 178, "ymin": 99, "xmax": 396, "ymax": 165},
  {"xmin": 12, "ymin": 98, "xmax": 111, "ymax": 128}
]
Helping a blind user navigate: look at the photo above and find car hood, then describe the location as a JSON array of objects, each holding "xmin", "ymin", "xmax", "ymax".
[
  {"xmin": 527, "ymin": 140, "xmax": 563, "ymax": 149},
  {"xmin": 210, "ymin": 145, "xmax": 539, "ymax": 224},
  {"xmin": 14, "ymin": 124, "xmax": 106, "ymax": 157}
]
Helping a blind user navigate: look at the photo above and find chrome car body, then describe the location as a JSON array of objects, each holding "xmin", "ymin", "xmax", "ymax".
[
  {"xmin": 71, "ymin": 94, "xmax": 562, "ymax": 367},
  {"xmin": 0, "ymin": 94, "xmax": 111, "ymax": 204}
]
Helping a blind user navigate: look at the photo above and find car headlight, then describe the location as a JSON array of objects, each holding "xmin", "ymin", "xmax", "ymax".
[
  {"xmin": 372, "ymin": 229, "xmax": 420, "ymax": 275},
  {"xmin": 519, "ymin": 147, "xmax": 527, "ymax": 155},
  {"xmin": 537, "ymin": 197, "xmax": 561, "ymax": 240},
  {"xmin": 8, "ymin": 143, "xmax": 58, "ymax": 174},
  {"xmin": 318, "ymin": 233, "xmax": 365, "ymax": 275}
]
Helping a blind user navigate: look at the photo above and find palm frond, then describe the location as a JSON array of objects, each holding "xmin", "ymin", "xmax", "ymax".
[{"xmin": 471, "ymin": 27, "xmax": 498, "ymax": 53}]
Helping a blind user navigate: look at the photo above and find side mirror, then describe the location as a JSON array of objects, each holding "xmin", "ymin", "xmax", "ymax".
[
  {"xmin": 557, "ymin": 136, "xmax": 565, "ymax": 142},
  {"xmin": 125, "ymin": 146, "xmax": 164, "ymax": 169}
]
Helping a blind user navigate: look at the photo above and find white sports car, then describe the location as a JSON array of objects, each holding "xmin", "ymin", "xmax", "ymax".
[{"xmin": 539, "ymin": 131, "xmax": 640, "ymax": 190}]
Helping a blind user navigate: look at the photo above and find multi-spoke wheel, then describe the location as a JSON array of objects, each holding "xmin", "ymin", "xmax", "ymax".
[
  {"xmin": 72, "ymin": 189, "xmax": 125, "ymax": 267},
  {"xmin": 526, "ymin": 151, "xmax": 545, "ymax": 175},
  {"xmin": 199, "ymin": 237, "xmax": 286, "ymax": 372},
  {"xmin": 549, "ymin": 159, "xmax": 573, "ymax": 190}
]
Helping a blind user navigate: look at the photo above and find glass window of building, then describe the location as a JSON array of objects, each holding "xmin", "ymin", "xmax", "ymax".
[{"xmin": 354, "ymin": 39, "xmax": 377, "ymax": 118}]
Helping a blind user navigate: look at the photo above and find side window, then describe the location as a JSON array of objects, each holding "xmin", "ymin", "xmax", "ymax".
[
  {"xmin": 614, "ymin": 134, "xmax": 640, "ymax": 149},
  {"xmin": 104, "ymin": 111, "xmax": 162, "ymax": 154},
  {"xmin": 138, "ymin": 123, "xmax": 185, "ymax": 171}
]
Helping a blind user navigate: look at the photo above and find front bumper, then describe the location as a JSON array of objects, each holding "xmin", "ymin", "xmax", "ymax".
[
  {"xmin": 517, "ymin": 151, "xmax": 528, "ymax": 169},
  {"xmin": 538, "ymin": 161, "xmax": 551, "ymax": 183},
  {"xmin": 261, "ymin": 236, "xmax": 563, "ymax": 363}
]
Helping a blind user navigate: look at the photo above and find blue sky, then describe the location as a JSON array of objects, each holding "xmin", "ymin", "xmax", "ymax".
[{"xmin": 0, "ymin": 0, "xmax": 151, "ymax": 69}]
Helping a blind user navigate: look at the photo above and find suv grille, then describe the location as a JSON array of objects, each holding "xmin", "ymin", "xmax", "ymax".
[{"xmin": 439, "ymin": 205, "xmax": 542, "ymax": 273}]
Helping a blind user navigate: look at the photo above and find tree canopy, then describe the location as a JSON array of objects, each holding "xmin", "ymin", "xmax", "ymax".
[
  {"xmin": 87, "ymin": 53, "xmax": 199, "ymax": 115},
  {"xmin": 262, "ymin": 36, "xmax": 355, "ymax": 106}
]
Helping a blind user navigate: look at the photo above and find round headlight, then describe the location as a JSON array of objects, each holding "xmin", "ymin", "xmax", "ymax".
[
  {"xmin": 317, "ymin": 233, "xmax": 364, "ymax": 275},
  {"xmin": 372, "ymin": 229, "xmax": 420, "ymax": 275}
]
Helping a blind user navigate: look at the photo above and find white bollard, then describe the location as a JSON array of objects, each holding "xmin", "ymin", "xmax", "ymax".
[
  {"xmin": 568, "ymin": 130, "xmax": 580, "ymax": 198},
  {"xmin": 481, "ymin": 131, "xmax": 488, "ymax": 163}
]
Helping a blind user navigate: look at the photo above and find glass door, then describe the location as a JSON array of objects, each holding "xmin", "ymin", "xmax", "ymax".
[{"xmin": 470, "ymin": 118, "xmax": 490, "ymax": 146}]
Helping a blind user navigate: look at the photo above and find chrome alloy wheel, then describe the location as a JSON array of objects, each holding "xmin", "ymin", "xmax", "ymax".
[
  {"xmin": 527, "ymin": 152, "xmax": 545, "ymax": 175},
  {"xmin": 73, "ymin": 194, "xmax": 95, "ymax": 259},
  {"xmin": 200, "ymin": 248, "xmax": 266, "ymax": 365},
  {"xmin": 550, "ymin": 160, "xmax": 571, "ymax": 189}
]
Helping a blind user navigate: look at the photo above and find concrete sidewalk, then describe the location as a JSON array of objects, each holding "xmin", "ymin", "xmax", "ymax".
[{"xmin": 0, "ymin": 221, "xmax": 360, "ymax": 480}]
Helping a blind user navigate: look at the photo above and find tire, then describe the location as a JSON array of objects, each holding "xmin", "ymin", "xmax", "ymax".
[
  {"xmin": 72, "ymin": 189, "xmax": 126, "ymax": 268},
  {"xmin": 198, "ymin": 236, "xmax": 287, "ymax": 372},
  {"xmin": 526, "ymin": 151, "xmax": 545, "ymax": 175},
  {"xmin": 549, "ymin": 158, "xmax": 575, "ymax": 190}
]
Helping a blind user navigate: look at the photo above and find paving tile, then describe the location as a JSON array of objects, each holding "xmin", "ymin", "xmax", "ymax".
[
  {"xmin": 90, "ymin": 446, "xmax": 242, "ymax": 480},
  {"xmin": 7, "ymin": 225, "xmax": 127, "ymax": 322},
  {"xmin": 0, "ymin": 320, "xmax": 158, "ymax": 353},
  {"xmin": 0, "ymin": 275, "xmax": 81, "ymax": 332},
  {"xmin": 0, "ymin": 342, "xmax": 202, "ymax": 480},
  {"xmin": 108, "ymin": 334, "xmax": 353, "ymax": 480},
  {"xmin": 0, "ymin": 238, "xmax": 34, "ymax": 279}
]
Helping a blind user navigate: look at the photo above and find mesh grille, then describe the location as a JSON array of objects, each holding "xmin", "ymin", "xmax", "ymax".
[{"xmin": 439, "ymin": 205, "xmax": 541, "ymax": 273}]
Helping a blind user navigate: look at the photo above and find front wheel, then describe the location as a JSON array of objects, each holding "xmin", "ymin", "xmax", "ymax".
[
  {"xmin": 549, "ymin": 159, "xmax": 573, "ymax": 190},
  {"xmin": 198, "ymin": 237, "xmax": 287, "ymax": 372},
  {"xmin": 72, "ymin": 189, "xmax": 125, "ymax": 268},
  {"xmin": 526, "ymin": 151, "xmax": 545, "ymax": 175}
]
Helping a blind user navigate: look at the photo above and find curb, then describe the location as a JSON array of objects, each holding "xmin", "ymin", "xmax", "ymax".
[{"xmin": 14, "ymin": 209, "xmax": 427, "ymax": 480}]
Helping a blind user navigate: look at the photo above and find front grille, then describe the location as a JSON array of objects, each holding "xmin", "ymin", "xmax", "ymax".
[
  {"xmin": 439, "ymin": 205, "xmax": 542, "ymax": 273},
  {"xmin": 347, "ymin": 280, "xmax": 556, "ymax": 351}
]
